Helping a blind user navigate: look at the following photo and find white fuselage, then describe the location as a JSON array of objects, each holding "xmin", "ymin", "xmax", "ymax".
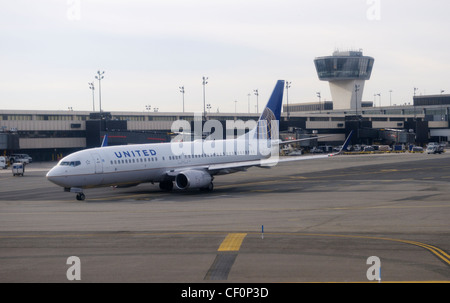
[{"xmin": 46, "ymin": 137, "xmax": 273, "ymax": 189}]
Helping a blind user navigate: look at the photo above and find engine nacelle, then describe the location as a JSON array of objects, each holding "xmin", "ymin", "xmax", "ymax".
[{"xmin": 175, "ymin": 170, "xmax": 212, "ymax": 190}]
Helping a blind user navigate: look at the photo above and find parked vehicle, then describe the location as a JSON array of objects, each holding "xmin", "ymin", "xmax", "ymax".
[
  {"xmin": 0, "ymin": 156, "xmax": 7, "ymax": 169},
  {"xmin": 426, "ymin": 143, "xmax": 444, "ymax": 154},
  {"xmin": 310, "ymin": 147, "xmax": 324, "ymax": 153},
  {"xmin": 411, "ymin": 146, "xmax": 424, "ymax": 152},
  {"xmin": 352, "ymin": 145, "xmax": 362, "ymax": 152},
  {"xmin": 288, "ymin": 150, "xmax": 303, "ymax": 156},
  {"xmin": 9, "ymin": 154, "xmax": 32, "ymax": 164},
  {"xmin": 377, "ymin": 145, "xmax": 392, "ymax": 152}
]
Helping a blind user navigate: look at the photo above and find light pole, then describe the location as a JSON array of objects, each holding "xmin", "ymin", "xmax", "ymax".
[
  {"xmin": 179, "ymin": 86, "xmax": 185, "ymax": 112},
  {"xmin": 285, "ymin": 81, "xmax": 291, "ymax": 120},
  {"xmin": 354, "ymin": 85, "xmax": 360, "ymax": 115},
  {"xmin": 207, "ymin": 104, "xmax": 211, "ymax": 113},
  {"xmin": 316, "ymin": 92, "xmax": 321, "ymax": 113},
  {"xmin": 95, "ymin": 71, "xmax": 105, "ymax": 112},
  {"xmin": 146, "ymin": 105, "xmax": 151, "ymax": 112},
  {"xmin": 254, "ymin": 89, "xmax": 259, "ymax": 113},
  {"xmin": 247, "ymin": 93, "xmax": 251, "ymax": 114},
  {"xmin": 389, "ymin": 90, "xmax": 393, "ymax": 106},
  {"xmin": 202, "ymin": 76, "xmax": 208, "ymax": 120},
  {"xmin": 88, "ymin": 82, "xmax": 95, "ymax": 111},
  {"xmin": 377, "ymin": 93, "xmax": 381, "ymax": 108},
  {"xmin": 414, "ymin": 87, "xmax": 419, "ymax": 120},
  {"xmin": 234, "ymin": 100, "xmax": 237, "ymax": 114}
]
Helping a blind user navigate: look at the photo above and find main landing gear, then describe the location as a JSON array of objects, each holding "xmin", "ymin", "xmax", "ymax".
[
  {"xmin": 158, "ymin": 180, "xmax": 214, "ymax": 192},
  {"xmin": 199, "ymin": 182, "xmax": 214, "ymax": 192},
  {"xmin": 159, "ymin": 180, "xmax": 174, "ymax": 191}
]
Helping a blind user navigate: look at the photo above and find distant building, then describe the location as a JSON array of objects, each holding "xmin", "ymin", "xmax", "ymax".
[
  {"xmin": 414, "ymin": 94, "xmax": 450, "ymax": 106},
  {"xmin": 283, "ymin": 101, "xmax": 333, "ymax": 113},
  {"xmin": 314, "ymin": 50, "xmax": 375, "ymax": 111},
  {"xmin": 284, "ymin": 101, "xmax": 373, "ymax": 113}
]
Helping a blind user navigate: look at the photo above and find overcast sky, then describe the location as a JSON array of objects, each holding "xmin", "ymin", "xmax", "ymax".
[{"xmin": 1, "ymin": 0, "xmax": 449, "ymax": 113}]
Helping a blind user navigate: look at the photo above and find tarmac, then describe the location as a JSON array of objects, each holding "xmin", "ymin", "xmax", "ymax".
[{"xmin": 0, "ymin": 152, "xmax": 449, "ymax": 283}]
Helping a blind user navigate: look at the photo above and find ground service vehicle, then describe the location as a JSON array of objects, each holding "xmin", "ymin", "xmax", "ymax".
[{"xmin": 426, "ymin": 143, "xmax": 444, "ymax": 154}]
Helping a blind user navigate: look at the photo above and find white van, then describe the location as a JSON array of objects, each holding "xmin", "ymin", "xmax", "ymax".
[
  {"xmin": 0, "ymin": 156, "xmax": 7, "ymax": 169},
  {"xmin": 10, "ymin": 154, "xmax": 32, "ymax": 164}
]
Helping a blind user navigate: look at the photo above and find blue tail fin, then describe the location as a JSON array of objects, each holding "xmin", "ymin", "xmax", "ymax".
[
  {"xmin": 258, "ymin": 80, "xmax": 284, "ymax": 122},
  {"xmin": 254, "ymin": 80, "xmax": 284, "ymax": 140},
  {"xmin": 101, "ymin": 134, "xmax": 108, "ymax": 147}
]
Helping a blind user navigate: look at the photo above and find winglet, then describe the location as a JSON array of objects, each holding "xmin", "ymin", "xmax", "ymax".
[
  {"xmin": 337, "ymin": 130, "xmax": 353, "ymax": 155},
  {"xmin": 101, "ymin": 134, "xmax": 108, "ymax": 147}
]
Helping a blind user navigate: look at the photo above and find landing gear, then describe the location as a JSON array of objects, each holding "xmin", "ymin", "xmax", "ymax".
[
  {"xmin": 66, "ymin": 187, "xmax": 85, "ymax": 201},
  {"xmin": 159, "ymin": 180, "xmax": 174, "ymax": 191},
  {"xmin": 76, "ymin": 193, "xmax": 86, "ymax": 201},
  {"xmin": 200, "ymin": 182, "xmax": 214, "ymax": 192}
]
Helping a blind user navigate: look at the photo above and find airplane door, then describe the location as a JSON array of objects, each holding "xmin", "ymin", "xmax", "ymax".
[{"xmin": 91, "ymin": 153, "xmax": 103, "ymax": 174}]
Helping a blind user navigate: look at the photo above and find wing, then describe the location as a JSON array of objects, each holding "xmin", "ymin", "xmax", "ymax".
[
  {"xmin": 209, "ymin": 130, "xmax": 353, "ymax": 172},
  {"xmin": 277, "ymin": 135, "xmax": 332, "ymax": 145},
  {"xmin": 164, "ymin": 131, "xmax": 353, "ymax": 177}
]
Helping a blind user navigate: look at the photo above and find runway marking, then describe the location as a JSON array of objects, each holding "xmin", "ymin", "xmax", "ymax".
[
  {"xmin": 265, "ymin": 232, "xmax": 450, "ymax": 267},
  {"xmin": 218, "ymin": 233, "xmax": 247, "ymax": 252},
  {"xmin": 205, "ymin": 233, "xmax": 247, "ymax": 280},
  {"xmin": 204, "ymin": 254, "xmax": 237, "ymax": 280},
  {"xmin": 1, "ymin": 231, "xmax": 448, "ymax": 273}
]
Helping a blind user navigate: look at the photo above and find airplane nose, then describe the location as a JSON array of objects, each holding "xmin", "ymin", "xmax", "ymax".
[
  {"xmin": 46, "ymin": 167, "xmax": 63, "ymax": 185},
  {"xmin": 46, "ymin": 168, "xmax": 56, "ymax": 181}
]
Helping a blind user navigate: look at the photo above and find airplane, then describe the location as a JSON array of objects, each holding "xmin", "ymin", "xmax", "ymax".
[{"xmin": 47, "ymin": 80, "xmax": 352, "ymax": 201}]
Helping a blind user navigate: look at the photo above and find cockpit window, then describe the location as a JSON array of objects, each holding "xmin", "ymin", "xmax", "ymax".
[{"xmin": 60, "ymin": 161, "xmax": 81, "ymax": 167}]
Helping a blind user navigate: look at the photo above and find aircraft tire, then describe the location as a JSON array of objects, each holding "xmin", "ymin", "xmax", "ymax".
[
  {"xmin": 159, "ymin": 181, "xmax": 174, "ymax": 191},
  {"xmin": 76, "ymin": 193, "xmax": 85, "ymax": 201},
  {"xmin": 200, "ymin": 182, "xmax": 214, "ymax": 192}
]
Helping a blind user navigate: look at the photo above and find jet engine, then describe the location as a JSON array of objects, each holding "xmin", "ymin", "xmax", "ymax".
[{"xmin": 175, "ymin": 170, "xmax": 212, "ymax": 190}]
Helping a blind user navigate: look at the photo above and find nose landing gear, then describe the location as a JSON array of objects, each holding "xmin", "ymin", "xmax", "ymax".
[
  {"xmin": 76, "ymin": 193, "xmax": 86, "ymax": 201},
  {"xmin": 65, "ymin": 187, "xmax": 85, "ymax": 201}
]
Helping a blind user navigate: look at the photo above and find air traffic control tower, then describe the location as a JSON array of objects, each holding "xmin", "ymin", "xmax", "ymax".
[{"xmin": 314, "ymin": 50, "xmax": 374, "ymax": 110}]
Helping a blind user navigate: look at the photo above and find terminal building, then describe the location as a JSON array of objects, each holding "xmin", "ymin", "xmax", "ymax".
[
  {"xmin": 1, "ymin": 96, "xmax": 449, "ymax": 161},
  {"xmin": 1, "ymin": 50, "xmax": 449, "ymax": 161}
]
